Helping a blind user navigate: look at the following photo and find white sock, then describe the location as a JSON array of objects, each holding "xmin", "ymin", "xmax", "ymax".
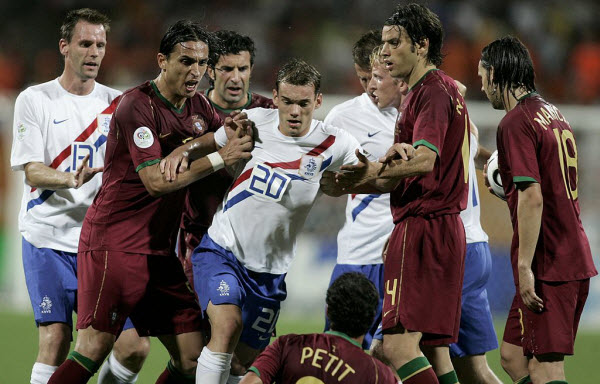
[
  {"xmin": 97, "ymin": 353, "xmax": 139, "ymax": 384},
  {"xmin": 196, "ymin": 346, "xmax": 232, "ymax": 384},
  {"xmin": 31, "ymin": 362, "xmax": 57, "ymax": 384},
  {"xmin": 226, "ymin": 375, "xmax": 244, "ymax": 384}
]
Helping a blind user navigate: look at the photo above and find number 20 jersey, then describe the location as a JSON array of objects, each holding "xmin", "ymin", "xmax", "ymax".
[
  {"xmin": 208, "ymin": 108, "xmax": 360, "ymax": 274},
  {"xmin": 496, "ymin": 93, "xmax": 596, "ymax": 282}
]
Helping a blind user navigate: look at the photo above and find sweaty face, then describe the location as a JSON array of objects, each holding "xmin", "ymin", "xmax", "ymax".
[
  {"xmin": 381, "ymin": 25, "xmax": 417, "ymax": 80},
  {"xmin": 273, "ymin": 82, "xmax": 322, "ymax": 137},
  {"xmin": 211, "ymin": 51, "xmax": 252, "ymax": 108},
  {"xmin": 478, "ymin": 60, "xmax": 503, "ymax": 110},
  {"xmin": 354, "ymin": 63, "xmax": 372, "ymax": 95},
  {"xmin": 61, "ymin": 21, "xmax": 107, "ymax": 81},
  {"xmin": 368, "ymin": 61, "xmax": 405, "ymax": 109},
  {"xmin": 159, "ymin": 41, "xmax": 209, "ymax": 103}
]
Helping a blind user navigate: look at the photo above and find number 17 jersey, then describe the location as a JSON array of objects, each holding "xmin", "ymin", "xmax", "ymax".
[{"xmin": 208, "ymin": 108, "xmax": 360, "ymax": 274}]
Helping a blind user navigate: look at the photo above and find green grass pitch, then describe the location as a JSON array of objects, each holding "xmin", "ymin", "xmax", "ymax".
[{"xmin": 1, "ymin": 311, "xmax": 598, "ymax": 383}]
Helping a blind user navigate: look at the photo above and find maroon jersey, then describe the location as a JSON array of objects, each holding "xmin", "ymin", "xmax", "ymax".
[
  {"xmin": 179, "ymin": 91, "xmax": 275, "ymax": 250},
  {"xmin": 79, "ymin": 81, "xmax": 222, "ymax": 256},
  {"xmin": 249, "ymin": 332, "xmax": 397, "ymax": 384},
  {"xmin": 496, "ymin": 93, "xmax": 596, "ymax": 282},
  {"xmin": 390, "ymin": 69, "xmax": 470, "ymax": 222}
]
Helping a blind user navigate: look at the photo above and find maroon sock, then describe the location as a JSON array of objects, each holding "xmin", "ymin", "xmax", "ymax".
[
  {"xmin": 403, "ymin": 367, "xmax": 439, "ymax": 384},
  {"xmin": 48, "ymin": 359, "xmax": 93, "ymax": 384},
  {"xmin": 155, "ymin": 362, "xmax": 195, "ymax": 384}
]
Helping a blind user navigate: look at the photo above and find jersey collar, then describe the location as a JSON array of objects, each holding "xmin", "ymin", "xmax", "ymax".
[
  {"xmin": 150, "ymin": 81, "xmax": 186, "ymax": 113},
  {"xmin": 325, "ymin": 330, "xmax": 362, "ymax": 348}
]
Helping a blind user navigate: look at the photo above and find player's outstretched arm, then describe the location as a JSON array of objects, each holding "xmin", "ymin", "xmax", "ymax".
[
  {"xmin": 140, "ymin": 126, "xmax": 253, "ymax": 197},
  {"xmin": 517, "ymin": 182, "xmax": 544, "ymax": 312},
  {"xmin": 24, "ymin": 154, "xmax": 102, "ymax": 190}
]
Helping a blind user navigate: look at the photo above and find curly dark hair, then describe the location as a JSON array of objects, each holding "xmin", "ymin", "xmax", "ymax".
[
  {"xmin": 60, "ymin": 8, "xmax": 110, "ymax": 43},
  {"xmin": 481, "ymin": 36, "xmax": 536, "ymax": 95},
  {"xmin": 326, "ymin": 272, "xmax": 379, "ymax": 338},
  {"xmin": 352, "ymin": 30, "xmax": 381, "ymax": 70},
  {"xmin": 214, "ymin": 30, "xmax": 256, "ymax": 66},
  {"xmin": 385, "ymin": 3, "xmax": 444, "ymax": 67},
  {"xmin": 159, "ymin": 20, "xmax": 221, "ymax": 66},
  {"xmin": 275, "ymin": 58, "xmax": 321, "ymax": 95}
]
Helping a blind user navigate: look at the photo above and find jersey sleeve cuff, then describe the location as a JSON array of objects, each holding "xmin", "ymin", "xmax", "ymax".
[
  {"xmin": 135, "ymin": 158, "xmax": 161, "ymax": 172},
  {"xmin": 513, "ymin": 176, "xmax": 538, "ymax": 184},
  {"xmin": 248, "ymin": 366, "xmax": 261, "ymax": 378},
  {"xmin": 413, "ymin": 139, "xmax": 439, "ymax": 156}
]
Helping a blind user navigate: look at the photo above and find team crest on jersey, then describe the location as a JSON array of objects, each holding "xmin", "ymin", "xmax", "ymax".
[
  {"xmin": 191, "ymin": 115, "xmax": 206, "ymax": 135},
  {"xmin": 299, "ymin": 155, "xmax": 323, "ymax": 180},
  {"xmin": 39, "ymin": 296, "xmax": 52, "ymax": 314},
  {"xmin": 97, "ymin": 114, "xmax": 112, "ymax": 136},
  {"xmin": 133, "ymin": 127, "xmax": 154, "ymax": 148},
  {"xmin": 217, "ymin": 280, "xmax": 230, "ymax": 296},
  {"xmin": 16, "ymin": 123, "xmax": 28, "ymax": 141}
]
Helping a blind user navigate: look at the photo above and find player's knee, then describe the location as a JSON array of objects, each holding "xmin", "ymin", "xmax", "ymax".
[
  {"xmin": 212, "ymin": 316, "xmax": 243, "ymax": 341},
  {"xmin": 113, "ymin": 336, "xmax": 151, "ymax": 371},
  {"xmin": 38, "ymin": 323, "xmax": 72, "ymax": 363}
]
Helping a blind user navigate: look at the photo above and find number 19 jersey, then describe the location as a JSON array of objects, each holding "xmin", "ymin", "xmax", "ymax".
[{"xmin": 208, "ymin": 108, "xmax": 361, "ymax": 274}]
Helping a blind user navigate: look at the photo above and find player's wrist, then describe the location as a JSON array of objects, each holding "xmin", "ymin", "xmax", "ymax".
[{"xmin": 207, "ymin": 151, "xmax": 225, "ymax": 172}]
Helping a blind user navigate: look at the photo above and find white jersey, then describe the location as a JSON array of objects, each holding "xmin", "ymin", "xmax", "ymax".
[
  {"xmin": 324, "ymin": 93, "xmax": 397, "ymax": 265},
  {"xmin": 208, "ymin": 108, "xmax": 361, "ymax": 274},
  {"xmin": 460, "ymin": 132, "xmax": 489, "ymax": 244},
  {"xmin": 11, "ymin": 78, "xmax": 121, "ymax": 253}
]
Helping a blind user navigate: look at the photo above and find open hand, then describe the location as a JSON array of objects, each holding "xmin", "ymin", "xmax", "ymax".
[
  {"xmin": 336, "ymin": 149, "xmax": 380, "ymax": 190},
  {"xmin": 72, "ymin": 154, "xmax": 103, "ymax": 188},
  {"xmin": 518, "ymin": 266, "xmax": 544, "ymax": 312}
]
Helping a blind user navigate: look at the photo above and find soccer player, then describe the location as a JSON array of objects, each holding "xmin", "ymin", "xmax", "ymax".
[
  {"xmin": 322, "ymin": 42, "xmax": 405, "ymax": 350},
  {"xmin": 332, "ymin": 4, "xmax": 470, "ymax": 384},
  {"xmin": 478, "ymin": 36, "xmax": 597, "ymax": 384},
  {"xmin": 10, "ymin": 8, "xmax": 148, "ymax": 384},
  {"xmin": 179, "ymin": 30, "xmax": 275, "ymax": 288},
  {"xmin": 192, "ymin": 59, "xmax": 363, "ymax": 384},
  {"xmin": 239, "ymin": 272, "xmax": 398, "ymax": 384},
  {"xmin": 351, "ymin": 30, "xmax": 382, "ymax": 95},
  {"xmin": 47, "ymin": 20, "xmax": 253, "ymax": 384}
]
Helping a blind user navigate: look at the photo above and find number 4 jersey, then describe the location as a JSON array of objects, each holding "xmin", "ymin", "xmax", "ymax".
[
  {"xmin": 496, "ymin": 93, "xmax": 596, "ymax": 282},
  {"xmin": 208, "ymin": 108, "xmax": 361, "ymax": 274}
]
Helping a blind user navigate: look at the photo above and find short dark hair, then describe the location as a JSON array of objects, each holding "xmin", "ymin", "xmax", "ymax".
[
  {"xmin": 60, "ymin": 8, "xmax": 110, "ymax": 43},
  {"xmin": 326, "ymin": 273, "xmax": 379, "ymax": 338},
  {"xmin": 214, "ymin": 30, "xmax": 256, "ymax": 66},
  {"xmin": 353, "ymin": 30, "xmax": 381, "ymax": 70},
  {"xmin": 275, "ymin": 58, "xmax": 321, "ymax": 95},
  {"xmin": 159, "ymin": 20, "xmax": 221, "ymax": 65},
  {"xmin": 481, "ymin": 36, "xmax": 536, "ymax": 94},
  {"xmin": 385, "ymin": 3, "xmax": 444, "ymax": 67}
]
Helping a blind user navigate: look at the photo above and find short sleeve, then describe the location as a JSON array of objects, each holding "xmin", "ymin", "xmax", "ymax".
[
  {"xmin": 10, "ymin": 90, "xmax": 45, "ymax": 171},
  {"xmin": 206, "ymin": 102, "xmax": 224, "ymax": 133},
  {"xmin": 327, "ymin": 128, "xmax": 361, "ymax": 172},
  {"xmin": 500, "ymin": 111, "xmax": 540, "ymax": 186},
  {"xmin": 115, "ymin": 93, "xmax": 163, "ymax": 172},
  {"xmin": 248, "ymin": 337, "xmax": 285, "ymax": 383},
  {"xmin": 214, "ymin": 126, "xmax": 228, "ymax": 147},
  {"xmin": 412, "ymin": 85, "xmax": 452, "ymax": 157}
]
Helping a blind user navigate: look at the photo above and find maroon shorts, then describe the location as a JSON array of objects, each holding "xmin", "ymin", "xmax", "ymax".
[
  {"xmin": 177, "ymin": 227, "xmax": 208, "ymax": 289},
  {"xmin": 381, "ymin": 214, "xmax": 466, "ymax": 345},
  {"xmin": 503, "ymin": 279, "xmax": 590, "ymax": 356},
  {"xmin": 77, "ymin": 250, "xmax": 202, "ymax": 336}
]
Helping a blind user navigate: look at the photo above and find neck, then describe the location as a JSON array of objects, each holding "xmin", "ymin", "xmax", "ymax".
[
  {"xmin": 406, "ymin": 62, "xmax": 437, "ymax": 89},
  {"xmin": 503, "ymin": 86, "xmax": 530, "ymax": 112},
  {"xmin": 58, "ymin": 71, "xmax": 95, "ymax": 96},
  {"xmin": 154, "ymin": 73, "xmax": 186, "ymax": 109},
  {"xmin": 209, "ymin": 88, "xmax": 249, "ymax": 110}
]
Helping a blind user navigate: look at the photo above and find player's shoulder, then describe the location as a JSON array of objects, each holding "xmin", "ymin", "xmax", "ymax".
[
  {"xmin": 17, "ymin": 79, "xmax": 62, "ymax": 102},
  {"xmin": 93, "ymin": 82, "xmax": 122, "ymax": 101},
  {"xmin": 245, "ymin": 107, "xmax": 279, "ymax": 124},
  {"xmin": 250, "ymin": 92, "xmax": 275, "ymax": 109}
]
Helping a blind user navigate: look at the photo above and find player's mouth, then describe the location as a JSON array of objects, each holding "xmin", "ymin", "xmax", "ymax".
[
  {"xmin": 83, "ymin": 61, "xmax": 98, "ymax": 69},
  {"xmin": 384, "ymin": 60, "xmax": 393, "ymax": 70},
  {"xmin": 185, "ymin": 80, "xmax": 198, "ymax": 92},
  {"xmin": 368, "ymin": 92, "xmax": 378, "ymax": 104},
  {"xmin": 227, "ymin": 86, "xmax": 242, "ymax": 96},
  {"xmin": 288, "ymin": 119, "xmax": 301, "ymax": 128}
]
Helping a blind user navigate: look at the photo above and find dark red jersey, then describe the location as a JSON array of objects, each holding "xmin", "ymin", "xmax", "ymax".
[
  {"xmin": 179, "ymin": 91, "xmax": 275, "ymax": 250},
  {"xmin": 249, "ymin": 331, "xmax": 397, "ymax": 384},
  {"xmin": 390, "ymin": 69, "xmax": 470, "ymax": 222},
  {"xmin": 79, "ymin": 81, "xmax": 221, "ymax": 256},
  {"xmin": 496, "ymin": 93, "xmax": 597, "ymax": 282}
]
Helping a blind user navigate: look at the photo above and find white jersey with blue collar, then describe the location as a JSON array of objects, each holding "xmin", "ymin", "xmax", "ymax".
[
  {"xmin": 11, "ymin": 78, "xmax": 121, "ymax": 253},
  {"xmin": 325, "ymin": 93, "xmax": 397, "ymax": 265},
  {"xmin": 208, "ymin": 107, "xmax": 361, "ymax": 274},
  {"xmin": 460, "ymin": 132, "xmax": 489, "ymax": 244}
]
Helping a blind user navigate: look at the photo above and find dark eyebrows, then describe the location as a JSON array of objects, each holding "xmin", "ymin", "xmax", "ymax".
[{"xmin": 281, "ymin": 96, "xmax": 310, "ymax": 104}]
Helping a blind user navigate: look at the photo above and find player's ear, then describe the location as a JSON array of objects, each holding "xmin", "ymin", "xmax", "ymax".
[
  {"xmin": 272, "ymin": 88, "xmax": 279, "ymax": 107},
  {"xmin": 314, "ymin": 92, "xmax": 323, "ymax": 110},
  {"xmin": 416, "ymin": 38, "xmax": 429, "ymax": 59},
  {"xmin": 207, "ymin": 66, "xmax": 215, "ymax": 81},
  {"xmin": 157, "ymin": 53, "xmax": 167, "ymax": 72},
  {"xmin": 59, "ymin": 39, "xmax": 69, "ymax": 57}
]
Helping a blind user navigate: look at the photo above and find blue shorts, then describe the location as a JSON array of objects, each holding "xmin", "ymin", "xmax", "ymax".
[
  {"xmin": 22, "ymin": 238, "xmax": 77, "ymax": 327},
  {"xmin": 449, "ymin": 242, "xmax": 499, "ymax": 357},
  {"xmin": 325, "ymin": 263, "xmax": 384, "ymax": 349},
  {"xmin": 192, "ymin": 235, "xmax": 287, "ymax": 349}
]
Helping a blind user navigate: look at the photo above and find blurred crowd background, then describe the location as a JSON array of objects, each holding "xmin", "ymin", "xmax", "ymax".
[{"xmin": 0, "ymin": 0, "xmax": 598, "ymax": 325}]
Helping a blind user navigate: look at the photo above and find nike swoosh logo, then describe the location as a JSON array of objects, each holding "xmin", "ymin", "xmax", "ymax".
[
  {"xmin": 367, "ymin": 131, "xmax": 381, "ymax": 137},
  {"xmin": 159, "ymin": 132, "xmax": 172, "ymax": 139},
  {"xmin": 53, "ymin": 118, "xmax": 68, "ymax": 124},
  {"xmin": 383, "ymin": 309, "xmax": 395, "ymax": 318}
]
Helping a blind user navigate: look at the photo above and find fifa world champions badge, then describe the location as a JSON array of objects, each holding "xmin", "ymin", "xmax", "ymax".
[{"xmin": 299, "ymin": 154, "xmax": 323, "ymax": 180}]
